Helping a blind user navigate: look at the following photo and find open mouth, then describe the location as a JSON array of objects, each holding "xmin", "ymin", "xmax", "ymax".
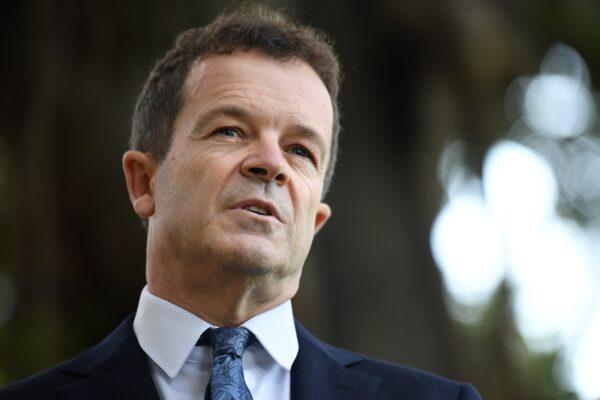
[
  {"xmin": 233, "ymin": 199, "xmax": 281, "ymax": 222},
  {"xmin": 243, "ymin": 205, "xmax": 271, "ymax": 216}
]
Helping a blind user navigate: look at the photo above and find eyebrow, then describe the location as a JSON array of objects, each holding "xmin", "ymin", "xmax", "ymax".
[
  {"xmin": 192, "ymin": 104, "xmax": 329, "ymax": 166},
  {"xmin": 192, "ymin": 105, "xmax": 252, "ymax": 133}
]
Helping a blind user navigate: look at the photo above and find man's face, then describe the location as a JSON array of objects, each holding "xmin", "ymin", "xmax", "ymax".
[{"xmin": 149, "ymin": 50, "xmax": 333, "ymax": 277}]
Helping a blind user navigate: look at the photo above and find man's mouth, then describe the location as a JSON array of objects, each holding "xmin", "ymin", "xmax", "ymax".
[
  {"xmin": 232, "ymin": 199, "xmax": 282, "ymax": 222},
  {"xmin": 243, "ymin": 205, "xmax": 270, "ymax": 216}
]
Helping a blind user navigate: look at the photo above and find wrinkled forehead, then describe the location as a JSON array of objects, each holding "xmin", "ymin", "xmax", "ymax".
[{"xmin": 182, "ymin": 50, "xmax": 334, "ymax": 141}]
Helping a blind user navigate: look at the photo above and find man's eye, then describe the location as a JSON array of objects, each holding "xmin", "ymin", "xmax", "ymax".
[
  {"xmin": 290, "ymin": 145, "xmax": 314, "ymax": 161},
  {"xmin": 214, "ymin": 127, "xmax": 239, "ymax": 137}
]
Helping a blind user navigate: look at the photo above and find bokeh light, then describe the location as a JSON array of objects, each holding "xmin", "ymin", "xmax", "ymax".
[
  {"xmin": 507, "ymin": 218, "xmax": 597, "ymax": 352},
  {"xmin": 567, "ymin": 303, "xmax": 600, "ymax": 400},
  {"xmin": 523, "ymin": 44, "xmax": 595, "ymax": 139},
  {"xmin": 523, "ymin": 74, "xmax": 595, "ymax": 138},
  {"xmin": 431, "ymin": 43, "xmax": 600, "ymax": 400},
  {"xmin": 483, "ymin": 140, "xmax": 558, "ymax": 234},
  {"xmin": 431, "ymin": 183, "xmax": 506, "ymax": 311}
]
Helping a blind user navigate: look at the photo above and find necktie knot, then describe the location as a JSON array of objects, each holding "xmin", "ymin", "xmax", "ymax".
[
  {"xmin": 197, "ymin": 327, "xmax": 254, "ymax": 400},
  {"xmin": 201, "ymin": 327, "xmax": 252, "ymax": 358}
]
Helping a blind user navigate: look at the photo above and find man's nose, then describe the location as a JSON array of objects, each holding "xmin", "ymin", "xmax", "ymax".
[{"xmin": 240, "ymin": 140, "xmax": 290, "ymax": 186}]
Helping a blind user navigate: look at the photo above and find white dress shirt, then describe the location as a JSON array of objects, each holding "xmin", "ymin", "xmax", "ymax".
[{"xmin": 133, "ymin": 286, "xmax": 298, "ymax": 400}]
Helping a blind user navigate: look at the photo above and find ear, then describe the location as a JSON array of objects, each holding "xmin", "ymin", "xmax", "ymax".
[
  {"xmin": 314, "ymin": 202, "xmax": 331, "ymax": 234},
  {"xmin": 122, "ymin": 150, "xmax": 158, "ymax": 218}
]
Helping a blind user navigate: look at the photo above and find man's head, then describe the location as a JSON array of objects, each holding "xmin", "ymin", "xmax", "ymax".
[
  {"xmin": 130, "ymin": 5, "xmax": 341, "ymax": 199},
  {"xmin": 122, "ymin": 6, "xmax": 341, "ymax": 296}
]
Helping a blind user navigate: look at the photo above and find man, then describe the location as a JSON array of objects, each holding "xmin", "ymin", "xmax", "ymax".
[{"xmin": 0, "ymin": 5, "xmax": 481, "ymax": 400}]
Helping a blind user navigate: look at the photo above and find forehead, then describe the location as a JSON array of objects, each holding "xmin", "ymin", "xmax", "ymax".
[{"xmin": 180, "ymin": 50, "xmax": 333, "ymax": 144}]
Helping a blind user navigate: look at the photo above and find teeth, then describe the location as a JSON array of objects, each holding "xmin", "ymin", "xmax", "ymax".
[{"xmin": 245, "ymin": 205, "xmax": 268, "ymax": 215}]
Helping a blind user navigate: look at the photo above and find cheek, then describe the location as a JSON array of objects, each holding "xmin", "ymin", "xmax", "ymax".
[
  {"xmin": 156, "ymin": 160, "xmax": 205, "ymax": 214},
  {"xmin": 289, "ymin": 173, "xmax": 323, "ymax": 226},
  {"xmin": 175, "ymin": 154, "xmax": 239, "ymax": 215},
  {"xmin": 291, "ymin": 208, "xmax": 318, "ymax": 262},
  {"xmin": 293, "ymin": 195, "xmax": 319, "ymax": 238}
]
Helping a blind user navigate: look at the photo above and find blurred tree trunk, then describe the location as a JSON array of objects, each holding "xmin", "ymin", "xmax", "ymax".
[
  {"xmin": 295, "ymin": 0, "xmax": 460, "ymax": 377},
  {"xmin": 1, "ymin": 0, "xmax": 64, "ymax": 377}
]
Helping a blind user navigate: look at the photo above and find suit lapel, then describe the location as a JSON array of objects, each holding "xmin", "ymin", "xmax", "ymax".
[
  {"xmin": 54, "ymin": 315, "xmax": 160, "ymax": 400},
  {"xmin": 291, "ymin": 321, "xmax": 382, "ymax": 400}
]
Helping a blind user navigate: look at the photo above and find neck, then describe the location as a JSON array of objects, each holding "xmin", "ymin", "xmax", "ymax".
[{"xmin": 146, "ymin": 255, "xmax": 300, "ymax": 327}]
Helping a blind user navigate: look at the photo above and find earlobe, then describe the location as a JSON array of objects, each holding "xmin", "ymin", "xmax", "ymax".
[
  {"xmin": 314, "ymin": 202, "xmax": 331, "ymax": 234},
  {"xmin": 133, "ymin": 195, "xmax": 155, "ymax": 218},
  {"xmin": 122, "ymin": 150, "xmax": 157, "ymax": 218}
]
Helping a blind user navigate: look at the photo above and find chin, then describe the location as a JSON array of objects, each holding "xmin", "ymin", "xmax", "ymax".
[{"xmin": 221, "ymin": 237, "xmax": 286, "ymax": 276}]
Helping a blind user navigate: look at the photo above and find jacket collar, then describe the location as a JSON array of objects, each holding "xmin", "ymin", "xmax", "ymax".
[{"xmin": 291, "ymin": 321, "xmax": 382, "ymax": 400}]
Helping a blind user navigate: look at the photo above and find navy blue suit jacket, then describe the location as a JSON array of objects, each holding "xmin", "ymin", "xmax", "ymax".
[{"xmin": 0, "ymin": 315, "xmax": 481, "ymax": 399}]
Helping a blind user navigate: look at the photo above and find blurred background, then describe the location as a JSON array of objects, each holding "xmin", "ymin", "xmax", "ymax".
[{"xmin": 2, "ymin": 0, "xmax": 600, "ymax": 398}]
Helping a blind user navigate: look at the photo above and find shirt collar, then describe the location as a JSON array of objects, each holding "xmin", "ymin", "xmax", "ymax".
[
  {"xmin": 241, "ymin": 296, "xmax": 298, "ymax": 370},
  {"xmin": 133, "ymin": 286, "xmax": 298, "ymax": 378}
]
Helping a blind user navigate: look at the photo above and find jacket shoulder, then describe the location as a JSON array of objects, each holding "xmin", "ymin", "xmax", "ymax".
[
  {"xmin": 320, "ymin": 340, "xmax": 480, "ymax": 400},
  {"xmin": 0, "ymin": 358, "xmax": 78, "ymax": 400},
  {"xmin": 295, "ymin": 320, "xmax": 481, "ymax": 399},
  {"xmin": 357, "ymin": 354, "xmax": 480, "ymax": 399}
]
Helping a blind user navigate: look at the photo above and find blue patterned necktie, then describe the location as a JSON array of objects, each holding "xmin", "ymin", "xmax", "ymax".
[{"xmin": 199, "ymin": 327, "xmax": 254, "ymax": 400}]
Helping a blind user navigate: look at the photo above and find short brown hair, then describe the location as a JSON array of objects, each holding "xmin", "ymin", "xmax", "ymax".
[{"xmin": 130, "ymin": 4, "xmax": 342, "ymax": 196}]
